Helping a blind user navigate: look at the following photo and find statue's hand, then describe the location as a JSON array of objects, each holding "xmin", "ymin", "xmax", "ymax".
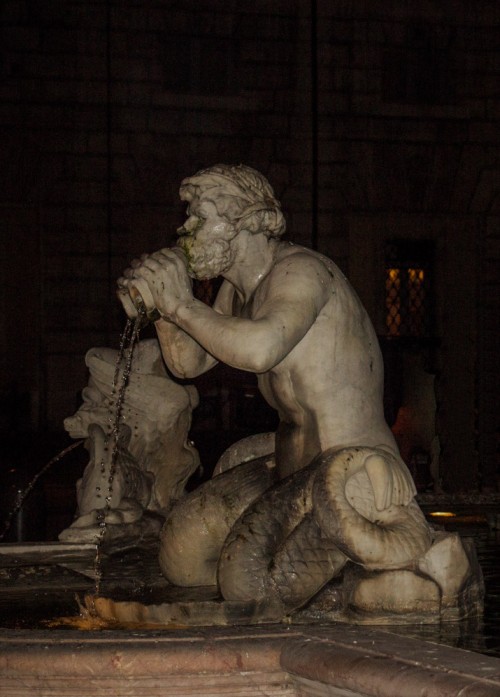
[
  {"xmin": 116, "ymin": 253, "xmax": 149, "ymax": 319},
  {"xmin": 131, "ymin": 247, "xmax": 193, "ymax": 320},
  {"xmin": 116, "ymin": 280, "xmax": 138, "ymax": 319},
  {"xmin": 364, "ymin": 452, "xmax": 416, "ymax": 512}
]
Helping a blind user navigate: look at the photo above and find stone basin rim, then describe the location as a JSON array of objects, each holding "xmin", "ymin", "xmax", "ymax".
[{"xmin": 1, "ymin": 624, "xmax": 500, "ymax": 697}]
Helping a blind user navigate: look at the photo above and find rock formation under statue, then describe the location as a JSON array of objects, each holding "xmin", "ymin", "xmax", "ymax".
[{"xmin": 72, "ymin": 163, "xmax": 482, "ymax": 625}]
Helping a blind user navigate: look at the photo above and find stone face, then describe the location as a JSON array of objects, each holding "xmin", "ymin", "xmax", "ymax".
[
  {"xmin": 117, "ymin": 166, "xmax": 435, "ymax": 621},
  {"xmin": 1, "ymin": 1, "xmax": 498, "ymax": 497},
  {"xmin": 88, "ymin": 164, "xmax": 483, "ymax": 625},
  {"xmin": 59, "ymin": 339, "xmax": 200, "ymax": 546}
]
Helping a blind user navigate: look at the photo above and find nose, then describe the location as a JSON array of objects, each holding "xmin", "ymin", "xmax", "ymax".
[{"xmin": 64, "ymin": 414, "xmax": 85, "ymax": 436}]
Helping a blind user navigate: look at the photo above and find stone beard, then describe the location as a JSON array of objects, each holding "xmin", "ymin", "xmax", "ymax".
[
  {"xmin": 87, "ymin": 163, "xmax": 484, "ymax": 629},
  {"xmin": 180, "ymin": 235, "xmax": 234, "ymax": 280}
]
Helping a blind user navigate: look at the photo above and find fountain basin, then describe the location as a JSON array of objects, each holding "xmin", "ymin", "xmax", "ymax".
[
  {"xmin": 1, "ymin": 513, "xmax": 499, "ymax": 696},
  {"xmin": 2, "ymin": 624, "xmax": 500, "ymax": 697}
]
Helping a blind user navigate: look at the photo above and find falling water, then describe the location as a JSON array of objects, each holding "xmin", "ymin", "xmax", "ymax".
[
  {"xmin": 0, "ymin": 440, "xmax": 84, "ymax": 542},
  {"xmin": 0, "ymin": 316, "xmax": 142, "ymax": 550},
  {"xmin": 0, "ymin": 312, "xmax": 145, "ymax": 554},
  {"xmin": 92, "ymin": 310, "xmax": 145, "ymax": 596}
]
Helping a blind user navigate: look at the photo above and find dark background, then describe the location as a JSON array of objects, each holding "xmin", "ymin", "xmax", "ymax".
[{"xmin": 1, "ymin": 0, "xmax": 499, "ymax": 538}]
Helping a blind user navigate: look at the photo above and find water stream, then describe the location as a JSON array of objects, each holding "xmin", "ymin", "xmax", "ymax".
[
  {"xmin": 92, "ymin": 312, "xmax": 144, "ymax": 596},
  {"xmin": 0, "ymin": 514, "xmax": 498, "ymax": 657},
  {"xmin": 0, "ymin": 309, "xmax": 146, "ymax": 601},
  {"xmin": 0, "ymin": 307, "xmax": 498, "ymax": 658},
  {"xmin": 0, "ymin": 440, "xmax": 84, "ymax": 542}
]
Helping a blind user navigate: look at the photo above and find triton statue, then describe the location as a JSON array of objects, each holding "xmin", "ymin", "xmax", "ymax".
[{"xmin": 79, "ymin": 164, "xmax": 482, "ymax": 624}]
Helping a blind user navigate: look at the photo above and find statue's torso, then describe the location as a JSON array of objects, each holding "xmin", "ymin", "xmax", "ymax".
[{"xmin": 227, "ymin": 243, "xmax": 398, "ymax": 477}]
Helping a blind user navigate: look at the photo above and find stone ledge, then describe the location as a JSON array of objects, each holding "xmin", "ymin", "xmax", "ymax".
[
  {"xmin": 282, "ymin": 638, "xmax": 500, "ymax": 697},
  {"xmin": 1, "ymin": 625, "xmax": 500, "ymax": 697}
]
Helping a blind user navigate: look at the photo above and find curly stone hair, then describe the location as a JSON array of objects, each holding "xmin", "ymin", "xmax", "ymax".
[{"xmin": 179, "ymin": 164, "xmax": 286, "ymax": 239}]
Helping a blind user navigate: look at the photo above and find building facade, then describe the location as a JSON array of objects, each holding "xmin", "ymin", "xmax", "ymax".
[{"xmin": 1, "ymin": 0, "xmax": 498, "ymax": 491}]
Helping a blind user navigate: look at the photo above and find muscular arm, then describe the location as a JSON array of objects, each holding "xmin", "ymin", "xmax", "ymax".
[
  {"xmin": 154, "ymin": 281, "xmax": 234, "ymax": 379},
  {"xmin": 119, "ymin": 248, "xmax": 235, "ymax": 380},
  {"xmin": 167, "ymin": 254, "xmax": 331, "ymax": 374}
]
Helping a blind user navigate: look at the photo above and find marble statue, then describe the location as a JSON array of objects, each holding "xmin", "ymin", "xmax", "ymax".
[
  {"xmin": 59, "ymin": 339, "xmax": 200, "ymax": 545},
  {"xmin": 93, "ymin": 164, "xmax": 482, "ymax": 624}
]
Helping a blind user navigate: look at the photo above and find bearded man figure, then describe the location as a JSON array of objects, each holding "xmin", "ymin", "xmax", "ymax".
[{"xmin": 117, "ymin": 164, "xmax": 433, "ymax": 615}]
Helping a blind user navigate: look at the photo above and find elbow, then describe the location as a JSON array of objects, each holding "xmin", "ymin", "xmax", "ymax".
[
  {"xmin": 250, "ymin": 356, "xmax": 275, "ymax": 374},
  {"xmin": 169, "ymin": 362, "xmax": 209, "ymax": 380},
  {"xmin": 244, "ymin": 345, "xmax": 282, "ymax": 374},
  {"xmin": 161, "ymin": 358, "xmax": 189, "ymax": 380},
  {"xmin": 241, "ymin": 327, "xmax": 290, "ymax": 373},
  {"xmin": 169, "ymin": 364, "xmax": 190, "ymax": 380},
  {"xmin": 159, "ymin": 352, "xmax": 197, "ymax": 380},
  {"xmin": 168, "ymin": 354, "xmax": 216, "ymax": 380}
]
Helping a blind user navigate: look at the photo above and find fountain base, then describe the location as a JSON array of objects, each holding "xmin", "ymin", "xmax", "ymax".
[
  {"xmin": 87, "ymin": 530, "xmax": 484, "ymax": 629},
  {"xmin": 0, "ymin": 533, "xmax": 484, "ymax": 630},
  {"xmin": 1, "ymin": 624, "xmax": 500, "ymax": 697},
  {"xmin": 0, "ymin": 535, "xmax": 498, "ymax": 696}
]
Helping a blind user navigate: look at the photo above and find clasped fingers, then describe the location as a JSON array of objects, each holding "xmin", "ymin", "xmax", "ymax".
[{"xmin": 130, "ymin": 247, "xmax": 192, "ymax": 319}]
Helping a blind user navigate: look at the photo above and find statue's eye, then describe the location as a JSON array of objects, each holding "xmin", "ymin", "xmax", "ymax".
[
  {"xmin": 177, "ymin": 215, "xmax": 201, "ymax": 236},
  {"xmin": 189, "ymin": 216, "xmax": 205, "ymax": 233}
]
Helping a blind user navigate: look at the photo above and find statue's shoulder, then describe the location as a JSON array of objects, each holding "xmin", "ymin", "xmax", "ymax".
[{"xmin": 274, "ymin": 243, "xmax": 341, "ymax": 279}]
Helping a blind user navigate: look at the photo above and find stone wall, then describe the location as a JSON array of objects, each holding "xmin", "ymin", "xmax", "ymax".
[{"xmin": 0, "ymin": 0, "xmax": 498, "ymax": 490}]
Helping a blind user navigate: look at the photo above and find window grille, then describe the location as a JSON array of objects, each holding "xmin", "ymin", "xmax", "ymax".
[{"xmin": 385, "ymin": 240, "xmax": 433, "ymax": 338}]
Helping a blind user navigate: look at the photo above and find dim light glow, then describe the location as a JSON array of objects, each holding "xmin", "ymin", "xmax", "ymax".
[
  {"xmin": 428, "ymin": 511, "xmax": 456, "ymax": 518},
  {"xmin": 385, "ymin": 266, "xmax": 427, "ymax": 337},
  {"xmin": 388, "ymin": 268, "xmax": 400, "ymax": 283},
  {"xmin": 408, "ymin": 267, "xmax": 425, "ymax": 283}
]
